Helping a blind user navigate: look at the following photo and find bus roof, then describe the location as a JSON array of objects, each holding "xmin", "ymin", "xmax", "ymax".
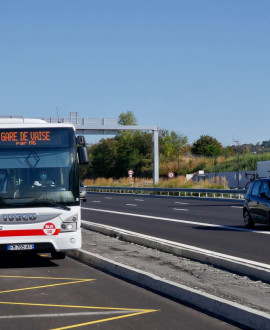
[{"xmin": 0, "ymin": 117, "xmax": 75, "ymax": 130}]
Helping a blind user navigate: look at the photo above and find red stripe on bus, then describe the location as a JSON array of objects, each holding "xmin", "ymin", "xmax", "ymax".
[{"xmin": 0, "ymin": 229, "xmax": 60, "ymax": 237}]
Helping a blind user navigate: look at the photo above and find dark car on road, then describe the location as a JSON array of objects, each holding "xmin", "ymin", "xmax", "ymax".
[{"xmin": 243, "ymin": 178, "xmax": 270, "ymax": 228}]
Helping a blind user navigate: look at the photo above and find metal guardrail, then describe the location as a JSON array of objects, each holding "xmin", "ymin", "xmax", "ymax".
[{"xmin": 85, "ymin": 186, "xmax": 246, "ymax": 200}]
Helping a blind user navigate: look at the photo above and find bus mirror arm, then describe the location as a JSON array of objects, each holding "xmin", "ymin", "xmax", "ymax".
[
  {"xmin": 78, "ymin": 146, "xmax": 89, "ymax": 165},
  {"xmin": 76, "ymin": 136, "xmax": 86, "ymax": 147}
]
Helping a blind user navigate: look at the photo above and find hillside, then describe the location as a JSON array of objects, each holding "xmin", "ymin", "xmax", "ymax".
[{"xmin": 159, "ymin": 152, "xmax": 270, "ymax": 176}]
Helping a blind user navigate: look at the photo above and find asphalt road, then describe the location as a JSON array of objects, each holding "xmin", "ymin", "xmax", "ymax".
[
  {"xmin": 0, "ymin": 253, "xmax": 237, "ymax": 330},
  {"xmin": 82, "ymin": 193, "xmax": 270, "ymax": 264}
]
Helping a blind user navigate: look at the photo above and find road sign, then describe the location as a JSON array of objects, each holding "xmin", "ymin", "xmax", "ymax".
[
  {"xmin": 234, "ymin": 173, "xmax": 242, "ymax": 181},
  {"xmin": 168, "ymin": 171, "xmax": 174, "ymax": 179},
  {"xmin": 128, "ymin": 170, "xmax": 134, "ymax": 176}
]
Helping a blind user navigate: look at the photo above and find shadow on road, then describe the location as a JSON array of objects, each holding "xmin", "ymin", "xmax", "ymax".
[
  {"xmin": 193, "ymin": 225, "xmax": 270, "ymax": 232},
  {"xmin": 171, "ymin": 204, "xmax": 244, "ymax": 208},
  {"xmin": 0, "ymin": 252, "xmax": 59, "ymax": 269}
]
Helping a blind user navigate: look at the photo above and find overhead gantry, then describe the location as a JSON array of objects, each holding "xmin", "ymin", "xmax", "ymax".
[{"xmin": 42, "ymin": 112, "xmax": 159, "ymax": 185}]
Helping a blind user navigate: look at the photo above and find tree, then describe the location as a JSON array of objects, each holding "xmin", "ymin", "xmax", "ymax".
[
  {"xmin": 118, "ymin": 111, "xmax": 137, "ymax": 125},
  {"xmin": 222, "ymin": 146, "xmax": 235, "ymax": 157},
  {"xmin": 159, "ymin": 130, "xmax": 188, "ymax": 160},
  {"xmin": 191, "ymin": 135, "xmax": 222, "ymax": 156},
  {"xmin": 91, "ymin": 138, "xmax": 117, "ymax": 178},
  {"xmin": 115, "ymin": 112, "xmax": 150, "ymax": 176},
  {"xmin": 114, "ymin": 130, "xmax": 152, "ymax": 177}
]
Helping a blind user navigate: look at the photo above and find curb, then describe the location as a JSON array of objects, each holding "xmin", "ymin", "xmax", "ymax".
[
  {"xmin": 81, "ymin": 220, "xmax": 270, "ymax": 283},
  {"xmin": 68, "ymin": 248, "xmax": 270, "ymax": 329}
]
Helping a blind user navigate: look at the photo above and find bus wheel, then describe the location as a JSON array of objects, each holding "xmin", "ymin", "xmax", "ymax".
[{"xmin": 51, "ymin": 251, "xmax": 66, "ymax": 259}]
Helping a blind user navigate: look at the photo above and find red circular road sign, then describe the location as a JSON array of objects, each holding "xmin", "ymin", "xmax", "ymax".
[
  {"xmin": 168, "ymin": 171, "xmax": 174, "ymax": 179},
  {"xmin": 128, "ymin": 169, "xmax": 134, "ymax": 175}
]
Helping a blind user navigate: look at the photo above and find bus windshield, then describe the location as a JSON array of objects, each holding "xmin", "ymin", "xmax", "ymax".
[{"xmin": 0, "ymin": 128, "xmax": 79, "ymax": 208}]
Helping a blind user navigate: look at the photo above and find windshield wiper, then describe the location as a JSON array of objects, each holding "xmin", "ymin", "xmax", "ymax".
[{"xmin": 25, "ymin": 200, "xmax": 71, "ymax": 211}]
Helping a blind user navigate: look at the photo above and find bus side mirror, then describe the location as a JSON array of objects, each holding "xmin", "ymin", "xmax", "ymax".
[
  {"xmin": 76, "ymin": 136, "xmax": 86, "ymax": 147},
  {"xmin": 78, "ymin": 146, "xmax": 89, "ymax": 165}
]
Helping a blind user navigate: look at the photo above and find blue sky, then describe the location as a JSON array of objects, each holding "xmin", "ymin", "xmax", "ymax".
[{"xmin": 0, "ymin": 0, "xmax": 269, "ymax": 146}]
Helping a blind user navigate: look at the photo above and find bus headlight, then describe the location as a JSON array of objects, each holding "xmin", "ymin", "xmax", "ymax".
[
  {"xmin": 60, "ymin": 213, "xmax": 78, "ymax": 232},
  {"xmin": 61, "ymin": 222, "xmax": 77, "ymax": 232}
]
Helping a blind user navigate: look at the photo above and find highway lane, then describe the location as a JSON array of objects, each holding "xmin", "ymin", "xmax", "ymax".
[
  {"xmin": 85, "ymin": 194, "xmax": 244, "ymax": 226},
  {"xmin": 0, "ymin": 253, "xmax": 237, "ymax": 330},
  {"xmin": 82, "ymin": 193, "xmax": 270, "ymax": 264}
]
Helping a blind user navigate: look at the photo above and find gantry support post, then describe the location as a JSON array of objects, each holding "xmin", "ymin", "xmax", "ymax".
[{"xmin": 153, "ymin": 129, "xmax": 159, "ymax": 185}]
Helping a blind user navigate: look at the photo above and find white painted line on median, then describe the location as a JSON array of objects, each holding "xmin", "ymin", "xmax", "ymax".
[
  {"xmin": 231, "ymin": 206, "xmax": 242, "ymax": 209},
  {"xmin": 104, "ymin": 197, "xmax": 113, "ymax": 199},
  {"xmin": 81, "ymin": 207, "xmax": 270, "ymax": 235},
  {"xmin": 92, "ymin": 201, "xmax": 101, "ymax": 203},
  {"xmin": 126, "ymin": 204, "xmax": 137, "ymax": 207},
  {"xmin": 174, "ymin": 202, "xmax": 188, "ymax": 205},
  {"xmin": 0, "ymin": 311, "xmax": 136, "ymax": 319},
  {"xmin": 173, "ymin": 208, "xmax": 189, "ymax": 211},
  {"xmin": 134, "ymin": 199, "xmax": 144, "ymax": 202}
]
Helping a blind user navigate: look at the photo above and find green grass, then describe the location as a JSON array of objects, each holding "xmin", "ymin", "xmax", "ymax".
[{"xmin": 206, "ymin": 153, "xmax": 270, "ymax": 173}]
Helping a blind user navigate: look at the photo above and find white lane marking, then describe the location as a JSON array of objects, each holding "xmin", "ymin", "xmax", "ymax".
[
  {"xmin": 174, "ymin": 202, "xmax": 188, "ymax": 205},
  {"xmin": 173, "ymin": 208, "xmax": 189, "ymax": 211},
  {"xmin": 0, "ymin": 311, "xmax": 137, "ymax": 319},
  {"xmin": 92, "ymin": 201, "xmax": 101, "ymax": 203},
  {"xmin": 82, "ymin": 220, "xmax": 270, "ymax": 270},
  {"xmin": 231, "ymin": 206, "xmax": 242, "ymax": 209},
  {"xmin": 126, "ymin": 204, "xmax": 137, "ymax": 206},
  {"xmin": 81, "ymin": 207, "xmax": 270, "ymax": 235},
  {"xmin": 135, "ymin": 199, "xmax": 144, "ymax": 202},
  {"xmin": 104, "ymin": 197, "xmax": 113, "ymax": 199}
]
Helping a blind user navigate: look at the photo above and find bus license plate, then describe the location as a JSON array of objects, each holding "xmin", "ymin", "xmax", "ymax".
[{"xmin": 7, "ymin": 244, "xmax": 34, "ymax": 251}]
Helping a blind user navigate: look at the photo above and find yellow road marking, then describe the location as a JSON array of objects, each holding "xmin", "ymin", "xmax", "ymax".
[
  {"xmin": 0, "ymin": 279, "xmax": 94, "ymax": 295},
  {"xmin": 0, "ymin": 275, "xmax": 159, "ymax": 328},
  {"xmin": 0, "ymin": 301, "xmax": 156, "ymax": 312},
  {"xmin": 0, "ymin": 275, "xmax": 92, "ymax": 280},
  {"xmin": 52, "ymin": 310, "xmax": 158, "ymax": 330}
]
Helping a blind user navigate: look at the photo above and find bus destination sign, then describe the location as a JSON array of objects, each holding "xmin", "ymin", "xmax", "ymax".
[
  {"xmin": 1, "ymin": 131, "xmax": 51, "ymax": 146},
  {"xmin": 0, "ymin": 128, "xmax": 71, "ymax": 148}
]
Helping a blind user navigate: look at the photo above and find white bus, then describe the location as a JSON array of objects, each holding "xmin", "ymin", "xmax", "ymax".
[{"xmin": 0, "ymin": 117, "xmax": 88, "ymax": 259}]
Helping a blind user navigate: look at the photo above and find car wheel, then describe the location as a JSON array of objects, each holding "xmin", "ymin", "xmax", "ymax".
[
  {"xmin": 51, "ymin": 251, "xmax": 66, "ymax": 259},
  {"xmin": 243, "ymin": 210, "xmax": 254, "ymax": 229}
]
